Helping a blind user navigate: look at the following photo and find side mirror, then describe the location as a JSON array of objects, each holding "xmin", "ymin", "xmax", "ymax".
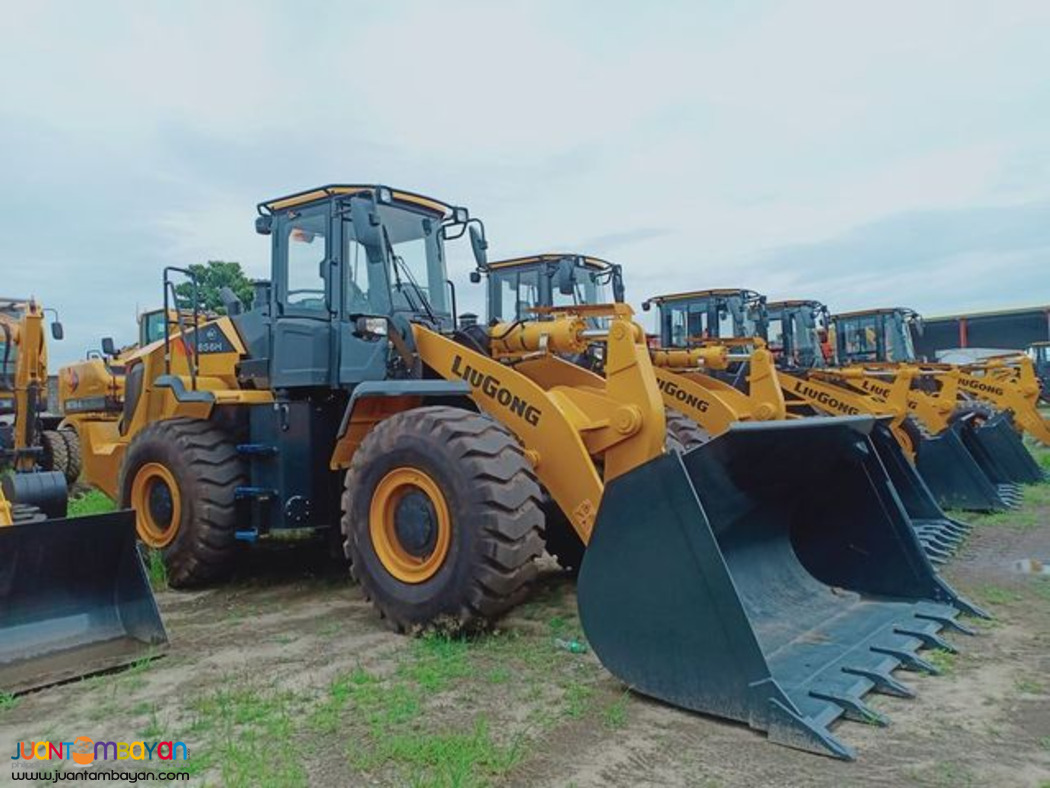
[
  {"xmin": 611, "ymin": 267, "xmax": 625, "ymax": 303},
  {"xmin": 255, "ymin": 215, "xmax": 273, "ymax": 235},
  {"xmin": 50, "ymin": 322, "xmax": 64, "ymax": 341},
  {"xmin": 556, "ymin": 258, "xmax": 576, "ymax": 296},
  {"xmin": 641, "ymin": 300, "xmax": 651, "ymax": 312},
  {"xmin": 469, "ymin": 271, "xmax": 482, "ymax": 284},
  {"xmin": 350, "ymin": 196, "xmax": 383, "ymax": 248},
  {"xmin": 101, "ymin": 337, "xmax": 116, "ymax": 356},
  {"xmin": 469, "ymin": 224, "xmax": 488, "ymax": 268}
]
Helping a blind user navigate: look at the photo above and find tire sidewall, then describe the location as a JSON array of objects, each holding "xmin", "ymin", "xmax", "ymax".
[
  {"xmin": 347, "ymin": 422, "xmax": 489, "ymax": 626},
  {"xmin": 120, "ymin": 425, "xmax": 209, "ymax": 561}
]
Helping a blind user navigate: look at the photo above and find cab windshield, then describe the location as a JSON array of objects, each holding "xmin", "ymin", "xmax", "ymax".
[
  {"xmin": 552, "ymin": 264, "xmax": 614, "ymax": 308},
  {"xmin": 836, "ymin": 312, "xmax": 916, "ymax": 363},
  {"xmin": 660, "ymin": 295, "xmax": 764, "ymax": 347}
]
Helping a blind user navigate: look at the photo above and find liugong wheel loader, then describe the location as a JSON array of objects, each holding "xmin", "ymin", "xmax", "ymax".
[
  {"xmin": 828, "ymin": 307, "xmax": 1045, "ymax": 488},
  {"xmin": 71, "ymin": 186, "xmax": 979, "ymax": 759},
  {"xmin": 469, "ymin": 257, "xmax": 976, "ymax": 564}
]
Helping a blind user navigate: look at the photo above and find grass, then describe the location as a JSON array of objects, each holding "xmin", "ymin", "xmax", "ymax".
[
  {"xmin": 926, "ymin": 649, "xmax": 957, "ymax": 675},
  {"xmin": 602, "ymin": 691, "xmax": 631, "ymax": 729},
  {"xmin": 0, "ymin": 691, "xmax": 19, "ymax": 712},
  {"xmin": 67, "ymin": 487, "xmax": 116, "ymax": 516},
  {"xmin": 1040, "ymin": 736, "xmax": 1050, "ymax": 752},
  {"xmin": 145, "ymin": 548, "xmax": 168, "ymax": 590},
  {"xmin": 1015, "ymin": 678, "xmax": 1044, "ymax": 695},
  {"xmin": 974, "ymin": 584, "xmax": 1024, "ymax": 606}
]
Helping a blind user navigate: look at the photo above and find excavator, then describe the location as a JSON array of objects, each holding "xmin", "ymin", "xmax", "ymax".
[
  {"xmin": 469, "ymin": 258, "xmax": 975, "ymax": 563},
  {"xmin": 66, "ymin": 185, "xmax": 980, "ymax": 759},
  {"xmin": 0, "ymin": 298, "xmax": 78, "ymax": 490},
  {"xmin": 0, "ymin": 301, "xmax": 167, "ymax": 694}
]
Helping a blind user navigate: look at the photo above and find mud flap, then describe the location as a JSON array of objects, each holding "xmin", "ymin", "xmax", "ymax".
[
  {"xmin": 960, "ymin": 412, "xmax": 1043, "ymax": 488},
  {"xmin": 868, "ymin": 425, "xmax": 974, "ymax": 564},
  {"xmin": 0, "ymin": 510, "xmax": 168, "ymax": 694},
  {"xmin": 577, "ymin": 416, "xmax": 974, "ymax": 760},
  {"xmin": 914, "ymin": 425, "xmax": 1012, "ymax": 512}
]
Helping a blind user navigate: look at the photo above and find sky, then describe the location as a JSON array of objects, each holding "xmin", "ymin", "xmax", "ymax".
[{"xmin": 1, "ymin": 0, "xmax": 1048, "ymax": 365}]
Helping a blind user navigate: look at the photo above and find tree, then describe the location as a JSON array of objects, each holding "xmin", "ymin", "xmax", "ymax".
[{"xmin": 174, "ymin": 261, "xmax": 255, "ymax": 314}]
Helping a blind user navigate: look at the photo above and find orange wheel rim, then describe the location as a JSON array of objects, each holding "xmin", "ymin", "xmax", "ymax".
[
  {"xmin": 369, "ymin": 467, "xmax": 451, "ymax": 584},
  {"xmin": 131, "ymin": 463, "xmax": 181, "ymax": 548}
]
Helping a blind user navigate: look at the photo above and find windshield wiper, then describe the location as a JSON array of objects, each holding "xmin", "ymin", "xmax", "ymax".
[{"xmin": 382, "ymin": 226, "xmax": 438, "ymax": 325}]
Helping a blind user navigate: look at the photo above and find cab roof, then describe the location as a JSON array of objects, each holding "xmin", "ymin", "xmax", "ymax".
[
  {"xmin": 258, "ymin": 184, "xmax": 456, "ymax": 218},
  {"xmin": 767, "ymin": 299, "xmax": 827, "ymax": 310},
  {"xmin": 644, "ymin": 288, "xmax": 764, "ymax": 306},
  {"xmin": 486, "ymin": 254, "xmax": 616, "ymax": 272},
  {"xmin": 832, "ymin": 307, "xmax": 919, "ymax": 320}
]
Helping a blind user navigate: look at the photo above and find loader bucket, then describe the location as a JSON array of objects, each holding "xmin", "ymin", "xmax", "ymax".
[
  {"xmin": 868, "ymin": 424, "xmax": 973, "ymax": 564},
  {"xmin": 959, "ymin": 412, "xmax": 1043, "ymax": 487},
  {"xmin": 578, "ymin": 416, "xmax": 975, "ymax": 760},
  {"xmin": 0, "ymin": 510, "xmax": 168, "ymax": 694},
  {"xmin": 913, "ymin": 424, "xmax": 1012, "ymax": 512}
]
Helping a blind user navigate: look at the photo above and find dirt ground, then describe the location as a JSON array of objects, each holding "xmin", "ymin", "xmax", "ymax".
[{"xmin": 3, "ymin": 470, "xmax": 1049, "ymax": 787}]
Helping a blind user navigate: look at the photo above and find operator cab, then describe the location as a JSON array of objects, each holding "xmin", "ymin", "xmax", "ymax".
[
  {"xmin": 765, "ymin": 300, "xmax": 832, "ymax": 370},
  {"xmin": 239, "ymin": 185, "xmax": 480, "ymax": 390},
  {"xmin": 477, "ymin": 254, "xmax": 624, "ymax": 324},
  {"xmin": 832, "ymin": 307, "xmax": 922, "ymax": 365},
  {"xmin": 642, "ymin": 289, "xmax": 767, "ymax": 349}
]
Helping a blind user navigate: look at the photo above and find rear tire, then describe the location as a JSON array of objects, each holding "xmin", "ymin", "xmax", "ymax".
[
  {"xmin": 59, "ymin": 427, "xmax": 82, "ymax": 484},
  {"xmin": 119, "ymin": 418, "xmax": 246, "ymax": 588},
  {"xmin": 40, "ymin": 430, "xmax": 69, "ymax": 479},
  {"xmin": 342, "ymin": 406, "xmax": 544, "ymax": 633}
]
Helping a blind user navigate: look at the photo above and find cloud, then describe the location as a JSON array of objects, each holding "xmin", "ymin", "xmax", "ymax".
[{"xmin": 1, "ymin": 1, "xmax": 1049, "ymax": 362}]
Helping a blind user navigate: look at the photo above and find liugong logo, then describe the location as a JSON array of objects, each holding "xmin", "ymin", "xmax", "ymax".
[{"xmin": 12, "ymin": 736, "xmax": 188, "ymax": 765}]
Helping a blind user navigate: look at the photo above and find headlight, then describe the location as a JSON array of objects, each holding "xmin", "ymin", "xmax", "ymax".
[{"xmin": 356, "ymin": 316, "xmax": 388, "ymax": 337}]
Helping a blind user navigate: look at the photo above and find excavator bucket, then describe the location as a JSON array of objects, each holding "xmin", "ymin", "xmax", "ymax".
[
  {"xmin": 958, "ymin": 412, "xmax": 1043, "ymax": 488},
  {"xmin": 0, "ymin": 510, "xmax": 168, "ymax": 694},
  {"xmin": 867, "ymin": 425, "xmax": 973, "ymax": 563},
  {"xmin": 913, "ymin": 424, "xmax": 1013, "ymax": 512},
  {"xmin": 578, "ymin": 416, "xmax": 978, "ymax": 760}
]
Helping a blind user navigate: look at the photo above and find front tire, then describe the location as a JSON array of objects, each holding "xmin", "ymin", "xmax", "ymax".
[
  {"xmin": 342, "ymin": 406, "xmax": 544, "ymax": 633},
  {"xmin": 119, "ymin": 418, "xmax": 246, "ymax": 588}
]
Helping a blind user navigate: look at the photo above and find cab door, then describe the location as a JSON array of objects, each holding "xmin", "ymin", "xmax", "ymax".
[{"xmin": 270, "ymin": 204, "xmax": 337, "ymax": 389}]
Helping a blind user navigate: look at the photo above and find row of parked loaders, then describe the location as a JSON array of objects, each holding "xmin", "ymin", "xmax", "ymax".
[{"xmin": 3, "ymin": 184, "xmax": 1047, "ymax": 760}]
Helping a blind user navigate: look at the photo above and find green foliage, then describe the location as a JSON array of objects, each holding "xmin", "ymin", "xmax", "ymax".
[
  {"xmin": 174, "ymin": 261, "xmax": 254, "ymax": 314},
  {"xmin": 67, "ymin": 489, "xmax": 116, "ymax": 517}
]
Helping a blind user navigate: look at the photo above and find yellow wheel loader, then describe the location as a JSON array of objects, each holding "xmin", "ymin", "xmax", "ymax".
[
  {"xmin": 470, "ymin": 259, "xmax": 976, "ymax": 564},
  {"xmin": 71, "ymin": 187, "xmax": 980, "ymax": 759},
  {"xmin": 829, "ymin": 307, "xmax": 1045, "ymax": 488},
  {"xmin": 59, "ymin": 306, "xmax": 214, "ymax": 430}
]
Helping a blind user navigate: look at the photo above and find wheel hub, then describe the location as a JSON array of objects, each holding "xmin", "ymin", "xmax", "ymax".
[
  {"xmin": 147, "ymin": 480, "xmax": 175, "ymax": 530},
  {"xmin": 393, "ymin": 490, "xmax": 439, "ymax": 558}
]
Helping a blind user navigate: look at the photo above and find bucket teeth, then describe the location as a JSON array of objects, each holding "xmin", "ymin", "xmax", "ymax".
[
  {"xmin": 894, "ymin": 626, "xmax": 957, "ymax": 654},
  {"xmin": 841, "ymin": 666, "xmax": 915, "ymax": 698},
  {"xmin": 871, "ymin": 646, "xmax": 939, "ymax": 674},
  {"xmin": 917, "ymin": 609, "xmax": 981, "ymax": 632},
  {"xmin": 809, "ymin": 689, "xmax": 889, "ymax": 727}
]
